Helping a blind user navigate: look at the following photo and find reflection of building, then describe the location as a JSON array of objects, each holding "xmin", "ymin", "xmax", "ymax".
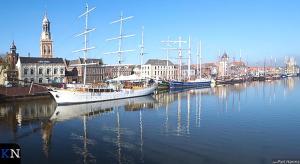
[
  {"xmin": 0, "ymin": 99, "xmax": 56, "ymax": 135},
  {"xmin": 142, "ymin": 59, "xmax": 177, "ymax": 80}
]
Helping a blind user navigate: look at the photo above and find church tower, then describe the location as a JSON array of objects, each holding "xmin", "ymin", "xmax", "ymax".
[{"xmin": 40, "ymin": 13, "xmax": 53, "ymax": 58}]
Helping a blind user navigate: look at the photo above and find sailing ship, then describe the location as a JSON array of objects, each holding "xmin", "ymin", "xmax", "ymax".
[
  {"xmin": 169, "ymin": 37, "xmax": 211, "ymax": 89},
  {"xmin": 49, "ymin": 3, "xmax": 157, "ymax": 105}
]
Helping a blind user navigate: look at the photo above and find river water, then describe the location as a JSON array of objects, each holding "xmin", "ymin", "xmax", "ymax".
[{"xmin": 0, "ymin": 77, "xmax": 300, "ymax": 164}]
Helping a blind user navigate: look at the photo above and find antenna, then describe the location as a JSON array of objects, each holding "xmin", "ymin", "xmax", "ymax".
[
  {"xmin": 104, "ymin": 12, "xmax": 135, "ymax": 77},
  {"xmin": 73, "ymin": 3, "xmax": 97, "ymax": 85}
]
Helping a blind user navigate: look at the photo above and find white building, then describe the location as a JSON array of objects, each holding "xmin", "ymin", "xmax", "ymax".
[
  {"xmin": 141, "ymin": 59, "xmax": 177, "ymax": 80},
  {"xmin": 16, "ymin": 57, "xmax": 65, "ymax": 83},
  {"xmin": 14, "ymin": 12, "xmax": 66, "ymax": 84},
  {"xmin": 218, "ymin": 53, "xmax": 229, "ymax": 77}
]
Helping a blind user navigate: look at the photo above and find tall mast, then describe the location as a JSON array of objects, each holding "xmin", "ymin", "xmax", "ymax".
[
  {"xmin": 104, "ymin": 12, "xmax": 135, "ymax": 77},
  {"xmin": 187, "ymin": 36, "xmax": 191, "ymax": 80},
  {"xmin": 196, "ymin": 46, "xmax": 199, "ymax": 78},
  {"xmin": 199, "ymin": 41, "xmax": 202, "ymax": 79},
  {"xmin": 162, "ymin": 36, "xmax": 188, "ymax": 81},
  {"xmin": 73, "ymin": 3, "xmax": 96, "ymax": 86},
  {"xmin": 161, "ymin": 36, "xmax": 172, "ymax": 80},
  {"xmin": 140, "ymin": 26, "xmax": 145, "ymax": 67}
]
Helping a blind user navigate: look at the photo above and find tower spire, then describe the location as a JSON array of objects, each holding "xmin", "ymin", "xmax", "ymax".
[{"xmin": 40, "ymin": 11, "xmax": 53, "ymax": 58}]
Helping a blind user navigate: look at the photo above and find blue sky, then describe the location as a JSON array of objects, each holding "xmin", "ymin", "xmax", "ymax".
[{"xmin": 0, "ymin": 0, "xmax": 299, "ymax": 65}]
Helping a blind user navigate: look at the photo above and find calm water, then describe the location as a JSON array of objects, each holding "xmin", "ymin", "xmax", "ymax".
[{"xmin": 1, "ymin": 78, "xmax": 300, "ymax": 164}]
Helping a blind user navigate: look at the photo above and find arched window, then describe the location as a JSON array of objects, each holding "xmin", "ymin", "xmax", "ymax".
[
  {"xmin": 44, "ymin": 46, "xmax": 47, "ymax": 54},
  {"xmin": 30, "ymin": 68, "xmax": 34, "ymax": 75},
  {"xmin": 30, "ymin": 78, "xmax": 34, "ymax": 82},
  {"xmin": 60, "ymin": 68, "xmax": 64, "ymax": 75},
  {"xmin": 24, "ymin": 68, "xmax": 28, "ymax": 75},
  {"xmin": 39, "ymin": 68, "xmax": 43, "ymax": 74},
  {"xmin": 47, "ymin": 68, "xmax": 51, "ymax": 74},
  {"xmin": 24, "ymin": 78, "xmax": 28, "ymax": 83},
  {"xmin": 39, "ymin": 78, "xmax": 43, "ymax": 83},
  {"xmin": 54, "ymin": 68, "xmax": 58, "ymax": 74}
]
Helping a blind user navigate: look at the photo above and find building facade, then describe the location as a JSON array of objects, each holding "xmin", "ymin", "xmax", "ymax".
[
  {"xmin": 5, "ymin": 41, "xmax": 19, "ymax": 85},
  {"xmin": 0, "ymin": 57, "xmax": 6, "ymax": 85},
  {"xmin": 285, "ymin": 57, "xmax": 298, "ymax": 75},
  {"xmin": 218, "ymin": 53, "xmax": 229, "ymax": 77},
  {"xmin": 102, "ymin": 64, "xmax": 135, "ymax": 80},
  {"xmin": 65, "ymin": 58, "xmax": 104, "ymax": 83},
  {"xmin": 40, "ymin": 14, "xmax": 53, "ymax": 58},
  {"xmin": 16, "ymin": 57, "xmax": 65, "ymax": 84},
  {"xmin": 142, "ymin": 59, "xmax": 177, "ymax": 80}
]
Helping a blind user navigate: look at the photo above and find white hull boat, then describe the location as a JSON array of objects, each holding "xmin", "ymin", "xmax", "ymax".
[{"xmin": 50, "ymin": 84, "xmax": 157, "ymax": 105}]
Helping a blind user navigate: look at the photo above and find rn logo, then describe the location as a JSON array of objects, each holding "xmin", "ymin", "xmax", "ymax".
[{"xmin": 0, "ymin": 143, "xmax": 21, "ymax": 164}]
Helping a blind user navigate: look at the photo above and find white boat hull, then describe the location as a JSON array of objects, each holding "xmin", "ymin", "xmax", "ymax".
[{"xmin": 49, "ymin": 85, "xmax": 157, "ymax": 105}]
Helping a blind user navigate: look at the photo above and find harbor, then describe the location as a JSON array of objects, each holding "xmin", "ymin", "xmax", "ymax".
[
  {"xmin": 0, "ymin": 77, "xmax": 299, "ymax": 164},
  {"xmin": 1, "ymin": 1, "xmax": 300, "ymax": 164}
]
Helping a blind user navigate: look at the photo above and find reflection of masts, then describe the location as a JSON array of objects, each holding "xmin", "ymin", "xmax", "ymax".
[
  {"xmin": 197, "ymin": 91, "xmax": 202, "ymax": 127},
  {"xmin": 187, "ymin": 92, "xmax": 190, "ymax": 134},
  {"xmin": 165, "ymin": 98, "xmax": 169, "ymax": 134},
  {"xmin": 116, "ymin": 108, "xmax": 122, "ymax": 164},
  {"xmin": 83, "ymin": 115, "xmax": 88, "ymax": 164},
  {"xmin": 238, "ymin": 91, "xmax": 241, "ymax": 112},
  {"xmin": 177, "ymin": 93, "xmax": 181, "ymax": 135},
  {"xmin": 139, "ymin": 110, "xmax": 144, "ymax": 163}
]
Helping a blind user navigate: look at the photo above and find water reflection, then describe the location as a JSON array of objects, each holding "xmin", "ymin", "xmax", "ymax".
[
  {"xmin": 0, "ymin": 78, "xmax": 299, "ymax": 164},
  {"xmin": 50, "ymin": 96, "xmax": 157, "ymax": 164}
]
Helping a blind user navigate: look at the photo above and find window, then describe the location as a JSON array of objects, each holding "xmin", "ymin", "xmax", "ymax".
[
  {"xmin": 39, "ymin": 78, "xmax": 43, "ymax": 83},
  {"xmin": 30, "ymin": 68, "xmax": 34, "ymax": 75},
  {"xmin": 60, "ymin": 68, "xmax": 64, "ymax": 75},
  {"xmin": 39, "ymin": 68, "xmax": 43, "ymax": 74},
  {"xmin": 24, "ymin": 68, "xmax": 28, "ymax": 75},
  {"xmin": 47, "ymin": 68, "xmax": 51, "ymax": 74},
  {"xmin": 54, "ymin": 68, "xmax": 58, "ymax": 74},
  {"xmin": 24, "ymin": 78, "xmax": 28, "ymax": 83},
  {"xmin": 30, "ymin": 78, "xmax": 34, "ymax": 82}
]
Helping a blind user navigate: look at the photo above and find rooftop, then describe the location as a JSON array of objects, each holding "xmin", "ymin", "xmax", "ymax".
[
  {"xmin": 145, "ymin": 59, "xmax": 174, "ymax": 66},
  {"xmin": 19, "ymin": 57, "xmax": 64, "ymax": 64}
]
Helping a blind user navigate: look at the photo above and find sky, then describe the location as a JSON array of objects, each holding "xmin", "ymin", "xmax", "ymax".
[{"xmin": 0, "ymin": 0, "xmax": 300, "ymax": 66}]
